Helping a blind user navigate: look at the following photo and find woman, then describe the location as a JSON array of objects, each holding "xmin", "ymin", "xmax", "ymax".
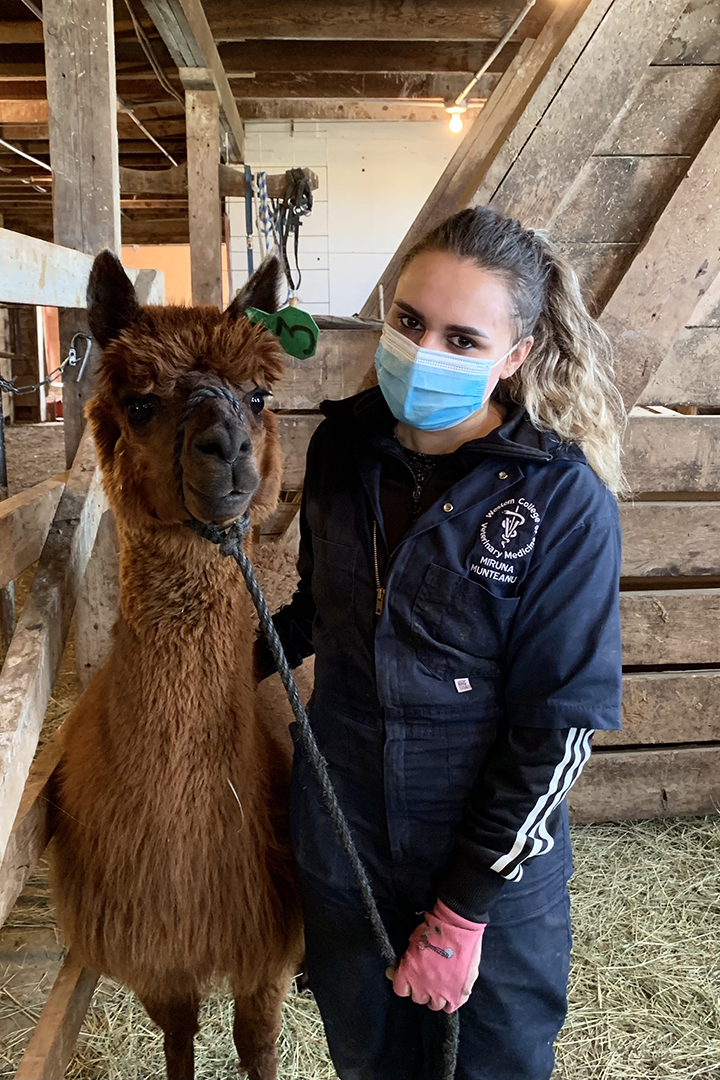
[{"xmin": 256, "ymin": 206, "xmax": 624, "ymax": 1080}]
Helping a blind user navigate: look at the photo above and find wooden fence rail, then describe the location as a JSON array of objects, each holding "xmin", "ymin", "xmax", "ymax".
[
  {"xmin": 0, "ymin": 430, "xmax": 105, "ymax": 865},
  {"xmin": 0, "ymin": 228, "xmax": 165, "ymax": 308}
]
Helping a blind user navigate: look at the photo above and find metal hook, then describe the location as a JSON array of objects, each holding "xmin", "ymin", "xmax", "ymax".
[{"xmin": 67, "ymin": 333, "xmax": 93, "ymax": 383}]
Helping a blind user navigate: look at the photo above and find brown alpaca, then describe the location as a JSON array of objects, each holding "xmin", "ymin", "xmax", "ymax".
[{"xmin": 51, "ymin": 252, "xmax": 304, "ymax": 1080}]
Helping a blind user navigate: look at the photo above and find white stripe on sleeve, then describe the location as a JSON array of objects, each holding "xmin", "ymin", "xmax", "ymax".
[{"xmin": 490, "ymin": 728, "xmax": 591, "ymax": 879}]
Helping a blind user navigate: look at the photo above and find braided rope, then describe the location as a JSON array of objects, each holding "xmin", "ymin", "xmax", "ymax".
[{"xmin": 180, "ymin": 390, "xmax": 459, "ymax": 1079}]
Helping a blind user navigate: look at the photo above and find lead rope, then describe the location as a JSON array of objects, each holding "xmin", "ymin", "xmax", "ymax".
[{"xmin": 188, "ymin": 511, "xmax": 460, "ymax": 1080}]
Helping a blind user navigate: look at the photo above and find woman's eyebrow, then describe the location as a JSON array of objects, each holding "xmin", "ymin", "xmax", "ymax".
[
  {"xmin": 446, "ymin": 322, "xmax": 490, "ymax": 340},
  {"xmin": 395, "ymin": 300, "xmax": 425, "ymax": 320},
  {"xmin": 395, "ymin": 300, "xmax": 490, "ymax": 340}
]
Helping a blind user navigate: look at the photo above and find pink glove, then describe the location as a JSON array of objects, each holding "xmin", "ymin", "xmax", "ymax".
[{"xmin": 387, "ymin": 899, "xmax": 486, "ymax": 1013}]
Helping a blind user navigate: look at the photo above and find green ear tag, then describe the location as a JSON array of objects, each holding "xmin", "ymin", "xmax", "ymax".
[{"xmin": 246, "ymin": 306, "xmax": 319, "ymax": 360}]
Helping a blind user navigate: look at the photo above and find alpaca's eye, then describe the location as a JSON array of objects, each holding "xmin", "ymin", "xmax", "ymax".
[
  {"xmin": 248, "ymin": 388, "xmax": 270, "ymax": 415},
  {"xmin": 126, "ymin": 396, "xmax": 157, "ymax": 426}
]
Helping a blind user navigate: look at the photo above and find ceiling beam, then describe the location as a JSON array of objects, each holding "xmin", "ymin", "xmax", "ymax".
[
  {"xmin": 203, "ymin": 0, "xmax": 552, "ymax": 41},
  {"xmin": 0, "ymin": 100, "xmax": 48, "ymax": 122},
  {"xmin": 218, "ymin": 39, "xmax": 520, "ymax": 75},
  {"xmin": 140, "ymin": 0, "xmax": 245, "ymax": 161},
  {"xmin": 234, "ymin": 100, "xmax": 488, "ymax": 122},
  {"xmin": 227, "ymin": 72, "xmax": 500, "ymax": 99},
  {"xmin": 0, "ymin": 22, "xmax": 44, "ymax": 44}
]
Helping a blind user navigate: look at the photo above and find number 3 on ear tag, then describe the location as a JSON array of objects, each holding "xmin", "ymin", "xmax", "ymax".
[{"xmin": 245, "ymin": 305, "xmax": 319, "ymax": 360}]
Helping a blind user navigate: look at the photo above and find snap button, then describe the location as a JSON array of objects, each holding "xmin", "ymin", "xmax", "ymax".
[
  {"xmin": 443, "ymin": 502, "xmax": 454, "ymax": 513},
  {"xmin": 498, "ymin": 471, "xmax": 508, "ymax": 480}
]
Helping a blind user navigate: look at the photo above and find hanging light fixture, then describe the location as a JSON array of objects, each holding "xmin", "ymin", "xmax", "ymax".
[
  {"xmin": 446, "ymin": 0, "xmax": 537, "ymax": 133},
  {"xmin": 446, "ymin": 104, "xmax": 467, "ymax": 134}
]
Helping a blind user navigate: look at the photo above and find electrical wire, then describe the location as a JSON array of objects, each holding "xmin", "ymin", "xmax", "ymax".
[
  {"xmin": 454, "ymin": 0, "xmax": 538, "ymax": 107},
  {"xmin": 18, "ymin": 0, "xmax": 42, "ymax": 19},
  {"xmin": 118, "ymin": 99, "xmax": 179, "ymax": 166},
  {"xmin": 0, "ymin": 138, "xmax": 51, "ymax": 172},
  {"xmin": 124, "ymin": 0, "xmax": 185, "ymax": 108}
]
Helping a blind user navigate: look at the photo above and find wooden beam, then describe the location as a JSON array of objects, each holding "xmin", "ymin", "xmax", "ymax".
[
  {"xmin": 277, "ymin": 414, "xmax": 323, "ymax": 490},
  {"xmin": 14, "ymin": 950, "xmax": 98, "ymax": 1080},
  {"xmin": 0, "ymin": 228, "xmax": 165, "ymax": 309},
  {"xmin": 118, "ymin": 162, "xmax": 318, "ymax": 197},
  {"xmin": 489, "ymin": 0, "xmax": 690, "ymax": 228},
  {"xmin": 0, "ymin": 100, "xmax": 48, "ymax": 123},
  {"xmin": 0, "ymin": 23, "xmax": 45, "ymax": 44},
  {"xmin": 0, "ymin": 82, "xmax": 46, "ymax": 99},
  {"xmin": 0, "ymin": 430, "xmax": 106, "ymax": 866},
  {"xmin": 0, "ymin": 726, "xmax": 63, "ymax": 928},
  {"xmin": 141, "ymin": 0, "xmax": 244, "ymax": 161},
  {"xmin": 597, "ymin": 670, "xmax": 720, "ymax": 748},
  {"xmin": 620, "ymin": 589, "xmax": 720, "ymax": 667},
  {"xmin": 218, "ymin": 39, "xmax": 520, "ymax": 74},
  {"xmin": 594, "ymin": 65, "xmax": 720, "ymax": 158},
  {"xmin": 600, "ymin": 114, "xmax": 720, "ymax": 408},
  {"xmin": 623, "ymin": 415, "xmax": 720, "ymax": 493},
  {"xmin": 568, "ymin": 745, "xmax": 720, "ymax": 824},
  {"xmin": 42, "ymin": 0, "xmax": 120, "ymax": 255},
  {"xmin": 75, "ymin": 511, "xmax": 120, "ymax": 691},
  {"xmin": 272, "ymin": 327, "xmax": 382, "ymax": 411},
  {"xmin": 276, "ymin": 409, "xmax": 720, "ymax": 496},
  {"xmin": 228, "ymin": 72, "xmax": 501, "ymax": 100},
  {"xmin": 43, "ymin": 0, "xmax": 121, "ymax": 467},
  {"xmin": 0, "ymin": 475, "xmax": 66, "ymax": 591},
  {"xmin": 619, "ymin": 502, "xmax": 720, "ymax": 578},
  {"xmin": 359, "ymin": 0, "xmax": 598, "ymax": 317},
  {"xmin": 203, "ymin": 0, "xmax": 549, "ymax": 41},
  {"xmin": 638, "ymin": 328, "xmax": 720, "ymax": 408},
  {"xmin": 232, "ymin": 100, "xmax": 488, "ymax": 123},
  {"xmin": 186, "ymin": 88, "xmax": 221, "ymax": 305}
]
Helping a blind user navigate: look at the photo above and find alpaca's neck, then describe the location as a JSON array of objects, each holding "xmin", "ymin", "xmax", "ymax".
[{"xmin": 109, "ymin": 521, "xmax": 256, "ymax": 736}]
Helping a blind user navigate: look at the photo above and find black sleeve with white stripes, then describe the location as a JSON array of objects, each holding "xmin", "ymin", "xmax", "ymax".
[{"xmin": 436, "ymin": 726, "xmax": 593, "ymax": 923}]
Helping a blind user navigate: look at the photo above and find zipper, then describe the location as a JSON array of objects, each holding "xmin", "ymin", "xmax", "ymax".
[{"xmin": 372, "ymin": 520, "xmax": 386, "ymax": 615}]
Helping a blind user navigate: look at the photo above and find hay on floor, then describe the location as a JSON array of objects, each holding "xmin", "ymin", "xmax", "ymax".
[
  {"xmin": 61, "ymin": 817, "xmax": 720, "ymax": 1080},
  {"xmin": 555, "ymin": 816, "xmax": 720, "ymax": 1080}
]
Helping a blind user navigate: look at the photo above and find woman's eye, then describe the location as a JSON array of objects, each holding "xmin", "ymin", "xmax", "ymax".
[
  {"xmin": 449, "ymin": 335, "xmax": 477, "ymax": 351},
  {"xmin": 399, "ymin": 315, "xmax": 422, "ymax": 331},
  {"xmin": 248, "ymin": 388, "xmax": 270, "ymax": 415},
  {"xmin": 126, "ymin": 396, "xmax": 157, "ymax": 425}
]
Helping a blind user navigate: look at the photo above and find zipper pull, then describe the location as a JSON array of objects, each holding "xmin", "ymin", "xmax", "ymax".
[{"xmin": 375, "ymin": 586, "xmax": 386, "ymax": 616}]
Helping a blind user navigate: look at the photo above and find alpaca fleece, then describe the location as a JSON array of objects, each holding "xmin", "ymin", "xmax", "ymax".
[{"xmin": 51, "ymin": 290, "xmax": 304, "ymax": 1077}]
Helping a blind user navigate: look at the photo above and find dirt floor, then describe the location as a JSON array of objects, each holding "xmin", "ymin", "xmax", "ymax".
[
  {"xmin": 3, "ymin": 421, "xmax": 66, "ymax": 496},
  {"xmin": 1, "ymin": 422, "xmax": 720, "ymax": 1079}
]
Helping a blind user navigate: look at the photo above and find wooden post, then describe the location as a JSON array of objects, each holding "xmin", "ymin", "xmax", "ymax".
[
  {"xmin": 42, "ymin": 0, "xmax": 121, "ymax": 467},
  {"xmin": 43, "ymin": 0, "xmax": 122, "ymax": 694},
  {"xmin": 0, "ymin": 406, "xmax": 14, "ymax": 651},
  {"xmin": 14, "ymin": 950, "xmax": 99, "ymax": 1080},
  {"xmin": 186, "ymin": 86, "xmax": 222, "ymax": 306},
  {"xmin": 74, "ymin": 510, "xmax": 120, "ymax": 691}
]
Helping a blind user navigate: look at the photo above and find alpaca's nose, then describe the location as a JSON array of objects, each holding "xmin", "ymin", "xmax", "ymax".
[{"xmin": 194, "ymin": 420, "xmax": 252, "ymax": 463}]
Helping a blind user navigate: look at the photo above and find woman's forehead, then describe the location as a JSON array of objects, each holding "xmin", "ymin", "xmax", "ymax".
[{"xmin": 395, "ymin": 250, "xmax": 514, "ymax": 331}]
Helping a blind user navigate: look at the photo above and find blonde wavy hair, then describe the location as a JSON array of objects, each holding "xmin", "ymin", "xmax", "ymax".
[{"xmin": 402, "ymin": 208, "xmax": 627, "ymax": 496}]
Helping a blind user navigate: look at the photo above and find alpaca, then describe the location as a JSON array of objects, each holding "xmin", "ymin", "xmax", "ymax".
[{"xmin": 51, "ymin": 251, "xmax": 304, "ymax": 1080}]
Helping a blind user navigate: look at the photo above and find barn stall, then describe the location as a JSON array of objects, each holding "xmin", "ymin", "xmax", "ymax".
[{"xmin": 1, "ymin": 0, "xmax": 720, "ymax": 1076}]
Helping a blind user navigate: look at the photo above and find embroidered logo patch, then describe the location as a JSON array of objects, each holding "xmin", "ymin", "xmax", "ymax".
[
  {"xmin": 454, "ymin": 678, "xmax": 472, "ymax": 693},
  {"xmin": 474, "ymin": 498, "xmax": 541, "ymax": 584}
]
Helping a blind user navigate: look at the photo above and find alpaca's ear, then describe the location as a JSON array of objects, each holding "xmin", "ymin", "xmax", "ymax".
[
  {"xmin": 225, "ymin": 254, "xmax": 283, "ymax": 319},
  {"xmin": 87, "ymin": 250, "xmax": 141, "ymax": 348}
]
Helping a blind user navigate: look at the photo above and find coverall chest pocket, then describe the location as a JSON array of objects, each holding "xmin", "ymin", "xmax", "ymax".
[
  {"xmin": 411, "ymin": 563, "xmax": 520, "ymax": 677},
  {"xmin": 311, "ymin": 534, "xmax": 356, "ymax": 640}
]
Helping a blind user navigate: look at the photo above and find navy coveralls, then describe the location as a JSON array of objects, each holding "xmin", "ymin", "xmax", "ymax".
[{"xmin": 266, "ymin": 388, "xmax": 622, "ymax": 1080}]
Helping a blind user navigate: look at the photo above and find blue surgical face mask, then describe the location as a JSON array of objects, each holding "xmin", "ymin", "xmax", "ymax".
[{"xmin": 374, "ymin": 323, "xmax": 516, "ymax": 432}]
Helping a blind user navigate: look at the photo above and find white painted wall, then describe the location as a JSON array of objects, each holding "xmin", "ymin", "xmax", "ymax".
[{"xmin": 227, "ymin": 120, "xmax": 461, "ymax": 316}]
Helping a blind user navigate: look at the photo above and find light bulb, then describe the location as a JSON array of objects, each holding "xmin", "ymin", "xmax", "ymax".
[{"xmin": 449, "ymin": 112, "xmax": 463, "ymax": 134}]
